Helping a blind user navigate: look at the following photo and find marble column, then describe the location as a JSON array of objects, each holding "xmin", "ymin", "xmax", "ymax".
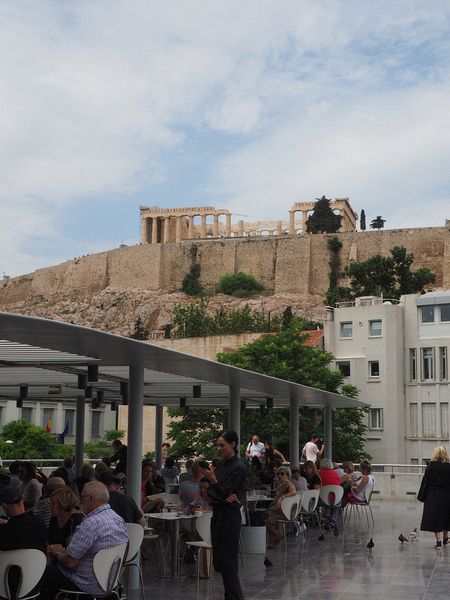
[
  {"xmin": 200, "ymin": 215, "xmax": 207, "ymax": 238},
  {"xmin": 289, "ymin": 211, "xmax": 295, "ymax": 235},
  {"xmin": 164, "ymin": 217, "xmax": 170, "ymax": 243},
  {"xmin": 276, "ymin": 221, "xmax": 282, "ymax": 235},
  {"xmin": 151, "ymin": 217, "xmax": 158, "ymax": 244},
  {"xmin": 225, "ymin": 213, "xmax": 232, "ymax": 237},
  {"xmin": 175, "ymin": 216, "xmax": 182, "ymax": 243},
  {"xmin": 238, "ymin": 220, "xmax": 244, "ymax": 237},
  {"xmin": 188, "ymin": 216, "xmax": 196, "ymax": 239},
  {"xmin": 302, "ymin": 211, "xmax": 309, "ymax": 232},
  {"xmin": 141, "ymin": 218, "xmax": 148, "ymax": 243},
  {"xmin": 213, "ymin": 214, "xmax": 219, "ymax": 237}
]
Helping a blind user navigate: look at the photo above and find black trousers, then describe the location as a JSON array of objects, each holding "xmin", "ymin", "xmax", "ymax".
[
  {"xmin": 40, "ymin": 565, "xmax": 81, "ymax": 600},
  {"xmin": 211, "ymin": 505, "xmax": 244, "ymax": 600}
]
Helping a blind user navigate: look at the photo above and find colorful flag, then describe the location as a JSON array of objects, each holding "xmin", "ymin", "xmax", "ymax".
[
  {"xmin": 45, "ymin": 417, "xmax": 52, "ymax": 433},
  {"xmin": 61, "ymin": 421, "xmax": 69, "ymax": 436}
]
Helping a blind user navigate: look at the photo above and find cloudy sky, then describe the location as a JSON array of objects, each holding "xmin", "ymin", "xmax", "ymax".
[{"xmin": 1, "ymin": 1, "xmax": 450, "ymax": 276}]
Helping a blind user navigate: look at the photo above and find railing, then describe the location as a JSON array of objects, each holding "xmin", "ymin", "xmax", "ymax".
[
  {"xmin": 335, "ymin": 297, "xmax": 400, "ymax": 308},
  {"xmin": 371, "ymin": 463, "xmax": 427, "ymax": 474}
]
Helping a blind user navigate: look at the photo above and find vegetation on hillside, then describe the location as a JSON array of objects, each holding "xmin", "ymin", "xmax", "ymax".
[
  {"xmin": 218, "ymin": 272, "xmax": 264, "ymax": 297},
  {"xmin": 306, "ymin": 196, "xmax": 342, "ymax": 234},
  {"xmin": 181, "ymin": 263, "xmax": 204, "ymax": 296}
]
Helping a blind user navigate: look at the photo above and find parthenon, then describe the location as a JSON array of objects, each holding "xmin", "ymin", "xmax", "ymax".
[{"xmin": 140, "ymin": 198, "xmax": 358, "ymax": 243}]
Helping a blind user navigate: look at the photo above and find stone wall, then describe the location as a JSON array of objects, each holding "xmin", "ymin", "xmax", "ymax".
[{"xmin": 1, "ymin": 227, "xmax": 450, "ymax": 305}]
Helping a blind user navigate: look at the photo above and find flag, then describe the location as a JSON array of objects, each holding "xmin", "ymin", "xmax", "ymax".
[
  {"xmin": 61, "ymin": 421, "xmax": 69, "ymax": 436},
  {"xmin": 45, "ymin": 417, "xmax": 51, "ymax": 433}
]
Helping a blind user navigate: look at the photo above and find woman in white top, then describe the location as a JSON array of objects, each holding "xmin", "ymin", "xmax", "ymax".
[
  {"xmin": 341, "ymin": 460, "xmax": 374, "ymax": 507},
  {"xmin": 291, "ymin": 466, "xmax": 308, "ymax": 492}
]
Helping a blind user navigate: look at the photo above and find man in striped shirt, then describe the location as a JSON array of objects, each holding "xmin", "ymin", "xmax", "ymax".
[{"xmin": 42, "ymin": 480, "xmax": 128, "ymax": 599}]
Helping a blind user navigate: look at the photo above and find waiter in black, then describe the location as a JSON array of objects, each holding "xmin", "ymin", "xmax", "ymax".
[{"xmin": 202, "ymin": 430, "xmax": 247, "ymax": 600}]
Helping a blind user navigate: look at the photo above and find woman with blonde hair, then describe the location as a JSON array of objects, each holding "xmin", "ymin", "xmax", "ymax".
[
  {"xmin": 48, "ymin": 486, "xmax": 83, "ymax": 548},
  {"xmin": 418, "ymin": 446, "xmax": 450, "ymax": 547}
]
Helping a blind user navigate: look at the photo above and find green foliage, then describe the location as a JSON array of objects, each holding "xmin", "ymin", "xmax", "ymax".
[
  {"xmin": 360, "ymin": 209, "xmax": 366, "ymax": 231},
  {"xmin": 166, "ymin": 407, "xmax": 226, "ymax": 459},
  {"xmin": 181, "ymin": 263, "xmax": 204, "ymax": 296},
  {"xmin": 370, "ymin": 215, "xmax": 386, "ymax": 229},
  {"xmin": 281, "ymin": 306, "xmax": 294, "ymax": 329},
  {"xmin": 103, "ymin": 429, "xmax": 125, "ymax": 442},
  {"xmin": 131, "ymin": 316, "xmax": 148, "ymax": 340},
  {"xmin": 0, "ymin": 420, "xmax": 73, "ymax": 460},
  {"xmin": 218, "ymin": 272, "xmax": 264, "ymax": 297},
  {"xmin": 306, "ymin": 196, "xmax": 342, "ymax": 234},
  {"xmin": 327, "ymin": 236, "xmax": 343, "ymax": 290},
  {"xmin": 172, "ymin": 299, "xmax": 272, "ymax": 338},
  {"xmin": 83, "ymin": 429, "xmax": 124, "ymax": 458}
]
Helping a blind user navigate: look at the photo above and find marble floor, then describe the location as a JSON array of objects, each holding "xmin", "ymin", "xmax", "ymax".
[{"xmin": 139, "ymin": 500, "xmax": 450, "ymax": 600}]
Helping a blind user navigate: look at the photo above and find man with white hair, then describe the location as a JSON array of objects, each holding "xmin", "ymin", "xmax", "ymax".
[{"xmin": 41, "ymin": 480, "xmax": 128, "ymax": 599}]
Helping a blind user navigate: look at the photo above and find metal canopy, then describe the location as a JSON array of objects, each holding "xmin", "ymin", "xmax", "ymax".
[{"xmin": 0, "ymin": 312, "xmax": 366, "ymax": 410}]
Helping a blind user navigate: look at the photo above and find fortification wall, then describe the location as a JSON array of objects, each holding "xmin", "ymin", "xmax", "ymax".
[{"xmin": 1, "ymin": 226, "xmax": 449, "ymax": 306}]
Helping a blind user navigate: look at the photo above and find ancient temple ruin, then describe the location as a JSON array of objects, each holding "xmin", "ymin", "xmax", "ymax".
[{"xmin": 140, "ymin": 198, "xmax": 358, "ymax": 243}]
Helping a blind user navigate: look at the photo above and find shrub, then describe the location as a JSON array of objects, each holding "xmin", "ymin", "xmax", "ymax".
[
  {"xmin": 181, "ymin": 263, "xmax": 203, "ymax": 296},
  {"xmin": 218, "ymin": 272, "xmax": 264, "ymax": 297}
]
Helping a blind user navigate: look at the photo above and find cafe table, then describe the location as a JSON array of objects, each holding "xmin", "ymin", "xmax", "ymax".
[{"xmin": 145, "ymin": 512, "xmax": 195, "ymax": 578}]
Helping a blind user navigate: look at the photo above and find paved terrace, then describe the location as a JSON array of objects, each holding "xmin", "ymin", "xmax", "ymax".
[{"xmin": 140, "ymin": 500, "xmax": 449, "ymax": 600}]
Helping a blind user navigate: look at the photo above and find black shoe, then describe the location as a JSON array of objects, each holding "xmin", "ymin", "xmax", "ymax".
[{"xmin": 436, "ymin": 541, "xmax": 442, "ymax": 548}]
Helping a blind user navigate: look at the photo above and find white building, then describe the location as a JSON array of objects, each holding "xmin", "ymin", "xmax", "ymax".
[{"xmin": 324, "ymin": 292, "xmax": 450, "ymax": 464}]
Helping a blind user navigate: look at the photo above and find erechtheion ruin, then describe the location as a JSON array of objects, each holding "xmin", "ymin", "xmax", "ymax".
[{"xmin": 140, "ymin": 198, "xmax": 358, "ymax": 243}]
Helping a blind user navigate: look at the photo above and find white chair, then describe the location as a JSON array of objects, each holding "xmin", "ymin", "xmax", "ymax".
[
  {"xmin": 184, "ymin": 513, "xmax": 212, "ymax": 581},
  {"xmin": 0, "ymin": 549, "xmax": 46, "ymax": 600},
  {"xmin": 276, "ymin": 494, "xmax": 302, "ymax": 551},
  {"xmin": 298, "ymin": 489, "xmax": 321, "ymax": 529},
  {"xmin": 343, "ymin": 480, "xmax": 375, "ymax": 533},
  {"xmin": 55, "ymin": 542, "xmax": 128, "ymax": 600},
  {"xmin": 320, "ymin": 485, "xmax": 344, "ymax": 531},
  {"xmin": 123, "ymin": 524, "xmax": 145, "ymax": 600}
]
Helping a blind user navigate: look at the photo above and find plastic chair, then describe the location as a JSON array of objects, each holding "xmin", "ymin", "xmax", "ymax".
[
  {"xmin": 343, "ymin": 479, "xmax": 375, "ymax": 533},
  {"xmin": 298, "ymin": 489, "xmax": 321, "ymax": 529},
  {"xmin": 0, "ymin": 549, "xmax": 46, "ymax": 600},
  {"xmin": 276, "ymin": 494, "xmax": 302, "ymax": 551},
  {"xmin": 320, "ymin": 485, "xmax": 344, "ymax": 529},
  {"xmin": 55, "ymin": 542, "xmax": 128, "ymax": 600},
  {"xmin": 184, "ymin": 513, "xmax": 212, "ymax": 581},
  {"xmin": 123, "ymin": 524, "xmax": 145, "ymax": 600}
]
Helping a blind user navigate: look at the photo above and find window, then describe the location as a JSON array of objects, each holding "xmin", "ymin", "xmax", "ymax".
[
  {"xmin": 369, "ymin": 408, "xmax": 383, "ymax": 430},
  {"xmin": 421, "ymin": 347, "xmax": 435, "ymax": 380},
  {"xmin": 440, "ymin": 347, "xmax": 448, "ymax": 381},
  {"xmin": 22, "ymin": 407, "xmax": 33, "ymax": 422},
  {"xmin": 336, "ymin": 361, "xmax": 351, "ymax": 377},
  {"xmin": 340, "ymin": 322, "xmax": 353, "ymax": 338},
  {"xmin": 440, "ymin": 304, "xmax": 450, "ymax": 322},
  {"xmin": 409, "ymin": 348, "xmax": 417, "ymax": 381},
  {"xmin": 421, "ymin": 306, "xmax": 435, "ymax": 323},
  {"xmin": 42, "ymin": 408, "xmax": 54, "ymax": 430},
  {"xmin": 368, "ymin": 360, "xmax": 380, "ymax": 378},
  {"xmin": 91, "ymin": 411, "xmax": 101, "ymax": 438},
  {"xmin": 441, "ymin": 403, "xmax": 449, "ymax": 438},
  {"xmin": 422, "ymin": 403, "xmax": 437, "ymax": 437},
  {"xmin": 410, "ymin": 404, "xmax": 418, "ymax": 437},
  {"xmin": 410, "ymin": 458, "xmax": 419, "ymax": 466},
  {"xmin": 369, "ymin": 320, "xmax": 382, "ymax": 337},
  {"xmin": 64, "ymin": 409, "xmax": 76, "ymax": 436}
]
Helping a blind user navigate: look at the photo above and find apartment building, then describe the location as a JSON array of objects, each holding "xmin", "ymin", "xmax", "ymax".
[{"xmin": 324, "ymin": 291, "xmax": 450, "ymax": 464}]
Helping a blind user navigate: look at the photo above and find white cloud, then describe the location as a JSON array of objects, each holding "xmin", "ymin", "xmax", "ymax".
[{"xmin": 0, "ymin": 0, "xmax": 450, "ymax": 275}]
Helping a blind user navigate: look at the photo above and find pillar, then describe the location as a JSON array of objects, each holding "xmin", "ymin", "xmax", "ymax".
[
  {"xmin": 188, "ymin": 216, "xmax": 195, "ymax": 239},
  {"xmin": 213, "ymin": 214, "xmax": 219, "ymax": 237},
  {"xmin": 151, "ymin": 217, "xmax": 158, "ymax": 244},
  {"xmin": 200, "ymin": 215, "xmax": 207, "ymax": 238},
  {"xmin": 324, "ymin": 405, "xmax": 333, "ymax": 460},
  {"xmin": 276, "ymin": 221, "xmax": 282, "ymax": 235},
  {"xmin": 289, "ymin": 211, "xmax": 295, "ymax": 235},
  {"xmin": 141, "ymin": 218, "xmax": 148, "ymax": 244},
  {"xmin": 75, "ymin": 395, "xmax": 85, "ymax": 476},
  {"xmin": 302, "ymin": 211, "xmax": 309, "ymax": 232},
  {"xmin": 155, "ymin": 405, "xmax": 163, "ymax": 468},
  {"xmin": 229, "ymin": 383, "xmax": 240, "ymax": 452},
  {"xmin": 238, "ymin": 220, "xmax": 244, "ymax": 237},
  {"xmin": 164, "ymin": 217, "xmax": 170, "ymax": 243},
  {"xmin": 289, "ymin": 396, "xmax": 300, "ymax": 466},
  {"xmin": 175, "ymin": 216, "xmax": 182, "ymax": 243},
  {"xmin": 225, "ymin": 213, "xmax": 232, "ymax": 237}
]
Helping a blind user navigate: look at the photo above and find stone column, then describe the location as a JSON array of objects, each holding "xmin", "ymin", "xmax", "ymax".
[
  {"xmin": 164, "ymin": 217, "xmax": 170, "ymax": 243},
  {"xmin": 289, "ymin": 211, "xmax": 295, "ymax": 235},
  {"xmin": 188, "ymin": 216, "xmax": 196, "ymax": 239},
  {"xmin": 302, "ymin": 211, "xmax": 309, "ymax": 232},
  {"xmin": 200, "ymin": 215, "xmax": 207, "ymax": 238},
  {"xmin": 225, "ymin": 213, "xmax": 232, "ymax": 237},
  {"xmin": 238, "ymin": 220, "xmax": 244, "ymax": 237},
  {"xmin": 276, "ymin": 221, "xmax": 282, "ymax": 235},
  {"xmin": 151, "ymin": 217, "xmax": 158, "ymax": 244},
  {"xmin": 213, "ymin": 214, "xmax": 220, "ymax": 237},
  {"xmin": 175, "ymin": 216, "xmax": 182, "ymax": 243},
  {"xmin": 141, "ymin": 218, "xmax": 148, "ymax": 243}
]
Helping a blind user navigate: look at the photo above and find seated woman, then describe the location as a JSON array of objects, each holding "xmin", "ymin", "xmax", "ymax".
[
  {"xmin": 189, "ymin": 482, "xmax": 212, "ymax": 513},
  {"xmin": 340, "ymin": 461, "xmax": 360, "ymax": 493},
  {"xmin": 341, "ymin": 460, "xmax": 374, "ymax": 508},
  {"xmin": 19, "ymin": 461, "xmax": 42, "ymax": 510},
  {"xmin": 304, "ymin": 460, "xmax": 321, "ymax": 490},
  {"xmin": 264, "ymin": 441, "xmax": 287, "ymax": 466},
  {"xmin": 141, "ymin": 461, "xmax": 165, "ymax": 513},
  {"xmin": 319, "ymin": 458, "xmax": 341, "ymax": 530},
  {"xmin": 161, "ymin": 456, "xmax": 180, "ymax": 481},
  {"xmin": 48, "ymin": 486, "xmax": 83, "ymax": 551},
  {"xmin": 291, "ymin": 466, "xmax": 308, "ymax": 492},
  {"xmin": 266, "ymin": 466, "xmax": 297, "ymax": 547}
]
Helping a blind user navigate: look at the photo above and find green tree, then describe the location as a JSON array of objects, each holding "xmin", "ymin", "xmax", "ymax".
[
  {"xmin": 218, "ymin": 272, "xmax": 264, "ymax": 297},
  {"xmin": 181, "ymin": 263, "xmax": 203, "ymax": 296},
  {"xmin": 166, "ymin": 408, "xmax": 226, "ymax": 459},
  {"xmin": 0, "ymin": 420, "xmax": 72, "ymax": 460},
  {"xmin": 131, "ymin": 316, "xmax": 148, "ymax": 340},
  {"xmin": 306, "ymin": 196, "xmax": 342, "ymax": 234},
  {"xmin": 84, "ymin": 429, "xmax": 125, "ymax": 458},
  {"xmin": 360, "ymin": 209, "xmax": 366, "ymax": 231},
  {"xmin": 370, "ymin": 215, "xmax": 386, "ymax": 229}
]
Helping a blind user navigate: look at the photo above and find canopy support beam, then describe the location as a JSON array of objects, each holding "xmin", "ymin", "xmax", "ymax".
[
  {"xmin": 289, "ymin": 396, "xmax": 300, "ymax": 466},
  {"xmin": 155, "ymin": 404, "xmax": 163, "ymax": 468},
  {"xmin": 229, "ymin": 383, "xmax": 241, "ymax": 452},
  {"xmin": 324, "ymin": 405, "xmax": 333, "ymax": 460},
  {"xmin": 75, "ymin": 395, "xmax": 85, "ymax": 477}
]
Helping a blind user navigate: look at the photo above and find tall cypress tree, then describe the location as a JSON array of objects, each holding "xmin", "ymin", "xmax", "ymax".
[
  {"xmin": 360, "ymin": 209, "xmax": 366, "ymax": 231},
  {"xmin": 306, "ymin": 196, "xmax": 342, "ymax": 233}
]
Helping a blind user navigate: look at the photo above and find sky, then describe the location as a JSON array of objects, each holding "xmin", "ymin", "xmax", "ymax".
[{"xmin": 1, "ymin": 0, "xmax": 450, "ymax": 276}]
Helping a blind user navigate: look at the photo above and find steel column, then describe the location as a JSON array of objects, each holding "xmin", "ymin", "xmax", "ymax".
[
  {"xmin": 324, "ymin": 405, "xmax": 333, "ymax": 460},
  {"xmin": 75, "ymin": 395, "xmax": 85, "ymax": 477},
  {"xmin": 155, "ymin": 404, "xmax": 163, "ymax": 468},
  {"xmin": 289, "ymin": 396, "xmax": 300, "ymax": 466}
]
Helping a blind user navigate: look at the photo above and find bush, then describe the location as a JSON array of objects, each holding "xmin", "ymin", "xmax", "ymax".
[
  {"xmin": 181, "ymin": 264, "xmax": 203, "ymax": 296},
  {"xmin": 218, "ymin": 272, "xmax": 264, "ymax": 297}
]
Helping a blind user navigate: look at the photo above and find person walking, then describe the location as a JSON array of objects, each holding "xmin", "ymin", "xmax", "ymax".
[
  {"xmin": 202, "ymin": 431, "xmax": 247, "ymax": 600},
  {"xmin": 418, "ymin": 446, "xmax": 450, "ymax": 547}
]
